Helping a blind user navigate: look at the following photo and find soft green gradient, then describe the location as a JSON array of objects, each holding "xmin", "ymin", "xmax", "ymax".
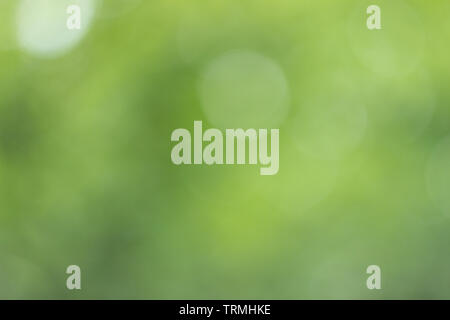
[{"xmin": 0, "ymin": 0, "xmax": 449, "ymax": 299}]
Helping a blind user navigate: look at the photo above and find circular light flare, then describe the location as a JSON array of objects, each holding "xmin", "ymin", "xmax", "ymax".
[
  {"xmin": 16, "ymin": 0, "xmax": 97, "ymax": 58},
  {"xmin": 199, "ymin": 50, "xmax": 290, "ymax": 129}
]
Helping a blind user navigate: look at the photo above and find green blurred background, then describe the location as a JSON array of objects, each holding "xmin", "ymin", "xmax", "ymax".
[{"xmin": 0, "ymin": 0, "xmax": 449, "ymax": 299}]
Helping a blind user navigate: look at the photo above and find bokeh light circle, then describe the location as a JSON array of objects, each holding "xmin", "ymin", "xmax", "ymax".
[
  {"xmin": 16, "ymin": 0, "xmax": 96, "ymax": 58},
  {"xmin": 347, "ymin": 0, "xmax": 426, "ymax": 77},
  {"xmin": 199, "ymin": 50, "xmax": 290, "ymax": 128}
]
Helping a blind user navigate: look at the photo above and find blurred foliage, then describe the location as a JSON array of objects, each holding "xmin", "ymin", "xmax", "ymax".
[{"xmin": 0, "ymin": 0, "xmax": 449, "ymax": 299}]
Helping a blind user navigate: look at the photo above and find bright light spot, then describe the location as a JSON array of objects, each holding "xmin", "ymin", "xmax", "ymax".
[{"xmin": 16, "ymin": 0, "xmax": 96, "ymax": 58}]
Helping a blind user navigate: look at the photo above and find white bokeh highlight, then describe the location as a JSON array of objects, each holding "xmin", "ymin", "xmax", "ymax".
[{"xmin": 16, "ymin": 0, "xmax": 96, "ymax": 58}]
